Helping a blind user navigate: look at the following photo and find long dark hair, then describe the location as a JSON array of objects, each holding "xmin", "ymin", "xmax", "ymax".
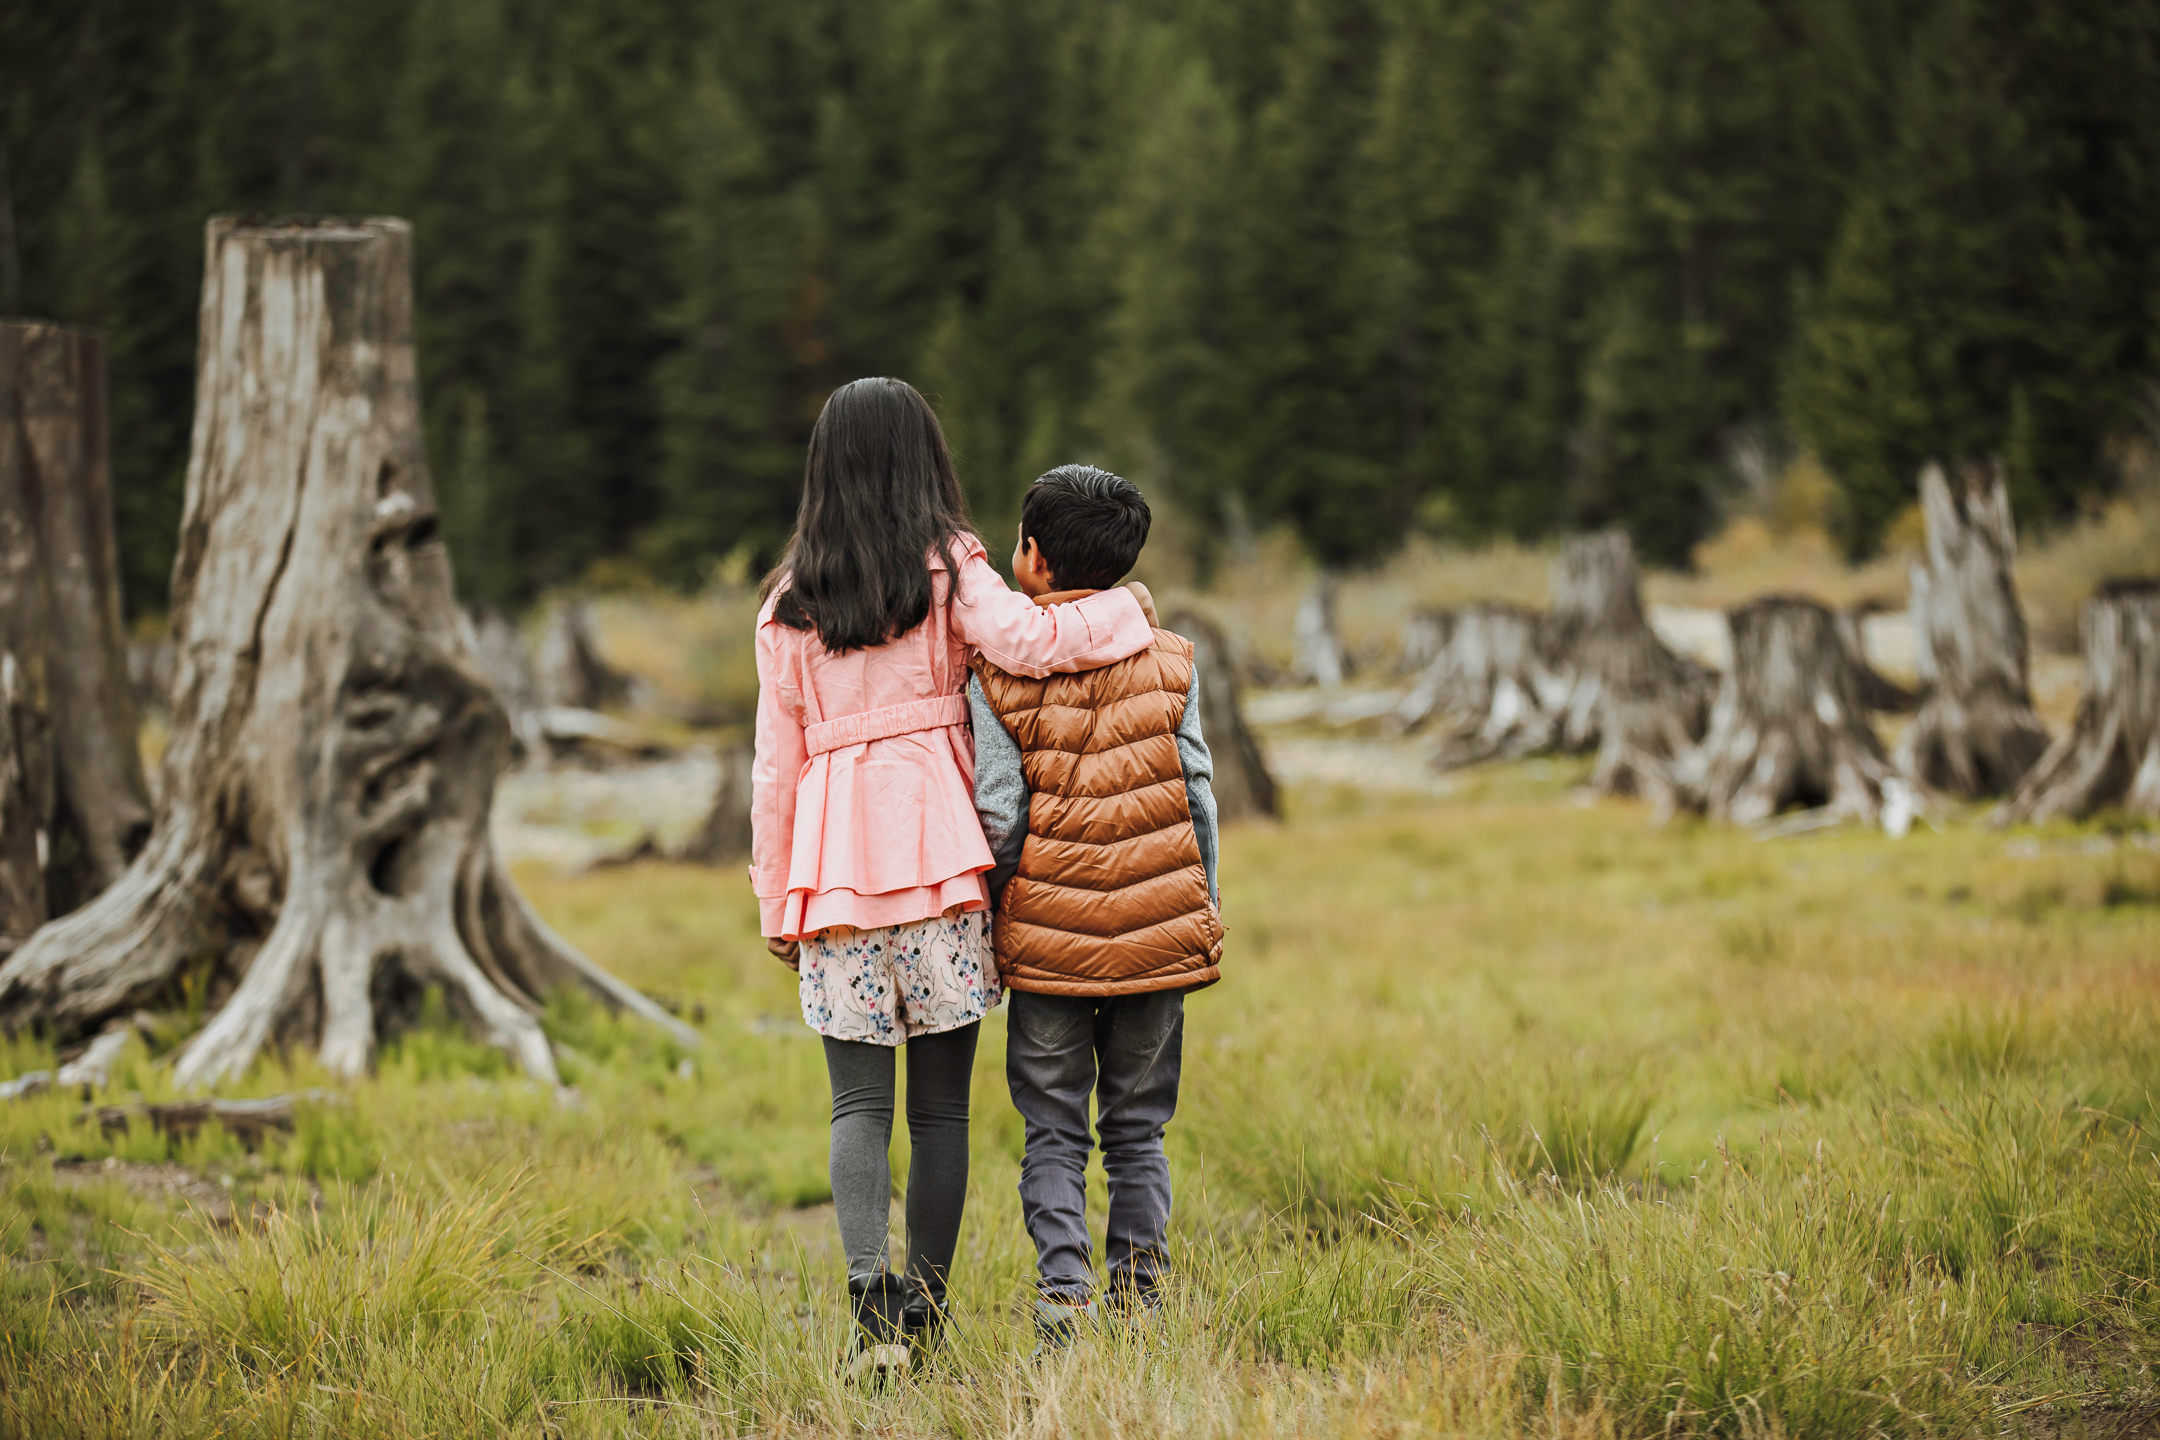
[{"xmin": 767, "ymin": 378, "xmax": 977, "ymax": 653}]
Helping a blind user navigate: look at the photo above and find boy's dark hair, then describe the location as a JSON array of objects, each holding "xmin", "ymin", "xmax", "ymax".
[{"xmin": 1020, "ymin": 465, "xmax": 1151, "ymax": 591}]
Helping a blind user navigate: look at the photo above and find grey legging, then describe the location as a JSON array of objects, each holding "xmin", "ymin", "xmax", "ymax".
[{"xmin": 823, "ymin": 1022, "xmax": 979, "ymax": 1313}]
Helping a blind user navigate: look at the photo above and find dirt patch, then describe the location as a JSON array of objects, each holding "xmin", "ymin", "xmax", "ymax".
[{"xmin": 50, "ymin": 1157, "xmax": 236, "ymax": 1226}]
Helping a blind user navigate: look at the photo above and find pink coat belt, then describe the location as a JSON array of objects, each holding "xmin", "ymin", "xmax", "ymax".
[{"xmin": 803, "ymin": 692, "xmax": 970, "ymax": 756}]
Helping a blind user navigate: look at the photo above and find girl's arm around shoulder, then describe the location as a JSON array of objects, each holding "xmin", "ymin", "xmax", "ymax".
[
  {"xmin": 749, "ymin": 614, "xmax": 807, "ymax": 938},
  {"xmin": 946, "ymin": 539, "xmax": 1154, "ymax": 678}
]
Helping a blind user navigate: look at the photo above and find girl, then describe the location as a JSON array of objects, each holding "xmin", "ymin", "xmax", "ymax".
[{"xmin": 751, "ymin": 378, "xmax": 1155, "ymax": 1378}]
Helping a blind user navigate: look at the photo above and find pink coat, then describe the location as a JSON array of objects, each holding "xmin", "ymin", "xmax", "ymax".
[{"xmin": 751, "ymin": 534, "xmax": 1154, "ymax": 940}]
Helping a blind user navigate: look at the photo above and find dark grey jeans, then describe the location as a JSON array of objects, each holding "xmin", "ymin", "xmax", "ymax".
[{"xmin": 1005, "ymin": 989, "xmax": 1185, "ymax": 1303}]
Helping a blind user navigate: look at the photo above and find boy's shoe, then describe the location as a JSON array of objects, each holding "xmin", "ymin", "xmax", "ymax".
[
  {"xmin": 847, "ymin": 1273, "xmax": 912, "ymax": 1388},
  {"xmin": 1030, "ymin": 1296, "xmax": 1097, "ymax": 1360},
  {"xmin": 1103, "ymin": 1279, "xmax": 1163, "ymax": 1323}
]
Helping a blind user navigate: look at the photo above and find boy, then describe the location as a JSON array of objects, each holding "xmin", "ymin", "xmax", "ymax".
[{"xmin": 966, "ymin": 464, "xmax": 1223, "ymax": 1350}]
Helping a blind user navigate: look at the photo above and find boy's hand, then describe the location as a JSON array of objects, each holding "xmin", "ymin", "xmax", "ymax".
[
  {"xmin": 1124, "ymin": 580, "xmax": 1159, "ymax": 627},
  {"xmin": 767, "ymin": 936, "xmax": 800, "ymax": 970}
]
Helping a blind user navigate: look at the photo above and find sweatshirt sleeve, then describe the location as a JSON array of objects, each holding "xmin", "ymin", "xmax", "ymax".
[
  {"xmin": 1175, "ymin": 666, "xmax": 1220, "ymax": 907},
  {"xmin": 750, "ymin": 617, "xmax": 807, "ymax": 937},
  {"xmin": 948, "ymin": 547, "xmax": 1154, "ymax": 677},
  {"xmin": 967, "ymin": 674, "xmax": 1030, "ymax": 907}
]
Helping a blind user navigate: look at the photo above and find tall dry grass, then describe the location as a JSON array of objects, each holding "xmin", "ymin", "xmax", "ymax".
[{"xmin": 4, "ymin": 766, "xmax": 2159, "ymax": 1435}]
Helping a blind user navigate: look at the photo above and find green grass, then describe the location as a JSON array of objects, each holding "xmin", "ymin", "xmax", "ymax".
[{"xmin": 4, "ymin": 766, "xmax": 2159, "ymax": 1435}]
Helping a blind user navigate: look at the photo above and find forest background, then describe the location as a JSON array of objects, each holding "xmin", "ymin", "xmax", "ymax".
[{"xmin": 5, "ymin": 0, "xmax": 2159, "ymax": 617}]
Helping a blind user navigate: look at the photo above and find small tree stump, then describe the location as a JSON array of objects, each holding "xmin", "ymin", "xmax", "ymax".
[
  {"xmin": 0, "ymin": 321, "xmax": 152, "ymax": 949},
  {"xmin": 1541, "ymin": 532, "xmax": 1715, "ymax": 797},
  {"xmin": 678, "ymin": 744, "xmax": 754, "ymax": 862},
  {"xmin": 1895, "ymin": 461, "xmax": 2050, "ymax": 796},
  {"xmin": 1412, "ymin": 604, "xmax": 1566, "ymax": 764},
  {"xmin": 467, "ymin": 607, "xmax": 549, "ymax": 765},
  {"xmin": 1291, "ymin": 575, "xmax": 1350, "ymax": 687},
  {"xmin": 1165, "ymin": 608, "xmax": 1277, "ymax": 821},
  {"xmin": 0, "ymin": 218, "xmax": 691, "ymax": 1084},
  {"xmin": 1995, "ymin": 581, "xmax": 2160, "ymax": 824},
  {"xmin": 536, "ymin": 598, "xmax": 631, "ymax": 710},
  {"xmin": 1673, "ymin": 595, "xmax": 1915, "ymax": 832}
]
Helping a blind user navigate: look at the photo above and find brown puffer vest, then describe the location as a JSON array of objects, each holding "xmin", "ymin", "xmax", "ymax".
[{"xmin": 972, "ymin": 628, "xmax": 1224, "ymax": 996}]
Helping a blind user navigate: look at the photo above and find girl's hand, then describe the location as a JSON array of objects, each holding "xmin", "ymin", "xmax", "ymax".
[
  {"xmin": 767, "ymin": 936, "xmax": 801, "ymax": 970},
  {"xmin": 1124, "ymin": 580, "xmax": 1159, "ymax": 627}
]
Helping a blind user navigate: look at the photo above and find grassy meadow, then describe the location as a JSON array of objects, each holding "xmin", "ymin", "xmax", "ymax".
[{"xmin": 2, "ymin": 752, "xmax": 2157, "ymax": 1437}]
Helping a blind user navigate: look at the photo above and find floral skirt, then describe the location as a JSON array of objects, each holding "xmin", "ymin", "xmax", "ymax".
[{"xmin": 798, "ymin": 908, "xmax": 1000, "ymax": 1045}]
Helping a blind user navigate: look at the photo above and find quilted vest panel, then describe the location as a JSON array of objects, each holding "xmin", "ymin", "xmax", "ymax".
[{"xmin": 973, "ymin": 631, "xmax": 1224, "ymax": 995}]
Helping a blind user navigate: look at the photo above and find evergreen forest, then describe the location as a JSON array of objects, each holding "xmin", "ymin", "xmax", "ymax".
[{"xmin": 6, "ymin": 0, "xmax": 2158, "ymax": 614}]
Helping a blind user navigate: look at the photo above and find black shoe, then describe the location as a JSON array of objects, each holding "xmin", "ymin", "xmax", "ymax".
[
  {"xmin": 1030, "ymin": 1295, "xmax": 1098, "ymax": 1360},
  {"xmin": 901, "ymin": 1292, "xmax": 946, "ymax": 1361},
  {"xmin": 847, "ymin": 1273, "xmax": 911, "ymax": 1387}
]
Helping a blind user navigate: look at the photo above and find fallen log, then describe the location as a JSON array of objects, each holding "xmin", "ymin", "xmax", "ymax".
[{"xmin": 95, "ymin": 1090, "xmax": 332, "ymax": 1146}]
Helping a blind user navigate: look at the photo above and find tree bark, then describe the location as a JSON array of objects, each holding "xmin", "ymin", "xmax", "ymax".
[
  {"xmin": 1995, "ymin": 580, "xmax": 2160, "ymax": 824},
  {"xmin": 0, "ymin": 321, "xmax": 152, "ymax": 949},
  {"xmin": 1165, "ymin": 607, "xmax": 1278, "ymax": 821},
  {"xmin": 1895, "ymin": 460, "xmax": 2050, "ymax": 796},
  {"xmin": 678, "ymin": 743, "xmax": 753, "ymax": 862},
  {"xmin": 1292, "ymin": 574, "xmax": 1350, "ymax": 687},
  {"xmin": 536, "ymin": 598, "xmax": 631, "ymax": 710},
  {"xmin": 1673, "ymin": 595, "xmax": 1916, "ymax": 833},
  {"xmin": 0, "ymin": 218, "xmax": 692, "ymax": 1085},
  {"xmin": 1407, "ymin": 603, "xmax": 1567, "ymax": 765},
  {"xmin": 1540, "ymin": 532, "xmax": 1715, "ymax": 798}
]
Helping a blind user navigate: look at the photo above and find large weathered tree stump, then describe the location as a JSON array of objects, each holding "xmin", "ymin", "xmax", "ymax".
[
  {"xmin": 1165, "ymin": 607, "xmax": 1277, "ymax": 821},
  {"xmin": 0, "ymin": 218, "xmax": 691, "ymax": 1085},
  {"xmin": 1995, "ymin": 581, "xmax": 2160, "ymax": 824},
  {"xmin": 1540, "ymin": 532, "xmax": 1715, "ymax": 797},
  {"xmin": 1672, "ymin": 595, "xmax": 1915, "ymax": 833},
  {"xmin": 0, "ymin": 321, "xmax": 152, "ymax": 951},
  {"xmin": 1895, "ymin": 461, "xmax": 2050, "ymax": 796}
]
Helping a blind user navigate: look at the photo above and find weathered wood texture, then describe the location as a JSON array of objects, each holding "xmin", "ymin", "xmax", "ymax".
[
  {"xmin": 1673, "ymin": 595, "xmax": 1914, "ymax": 832},
  {"xmin": 0, "ymin": 321, "xmax": 151, "ymax": 951},
  {"xmin": 1165, "ymin": 608, "xmax": 1277, "ymax": 821},
  {"xmin": 1542, "ymin": 532, "xmax": 1715, "ymax": 797},
  {"xmin": 1412, "ymin": 603, "xmax": 1566, "ymax": 764},
  {"xmin": 1896, "ymin": 461, "xmax": 2050, "ymax": 796},
  {"xmin": 1996, "ymin": 581, "xmax": 2160, "ymax": 824},
  {"xmin": 0, "ymin": 218, "xmax": 691, "ymax": 1085},
  {"xmin": 679, "ymin": 744, "xmax": 754, "ymax": 862}
]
